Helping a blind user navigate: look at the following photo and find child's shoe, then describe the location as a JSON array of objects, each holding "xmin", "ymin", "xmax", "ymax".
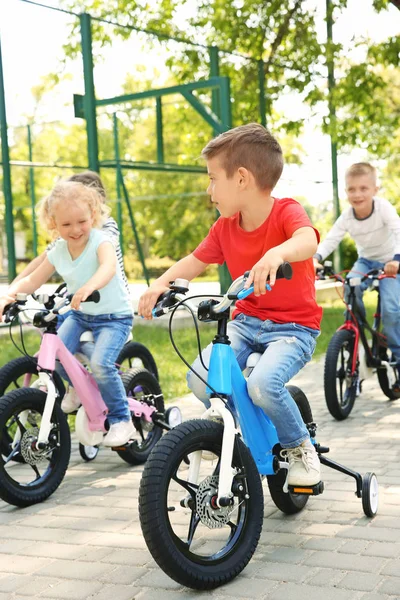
[
  {"xmin": 281, "ymin": 439, "xmax": 321, "ymax": 486},
  {"xmin": 392, "ymin": 364, "xmax": 400, "ymax": 394},
  {"xmin": 393, "ymin": 379, "xmax": 400, "ymax": 394},
  {"xmin": 103, "ymin": 420, "xmax": 135, "ymax": 447},
  {"xmin": 61, "ymin": 387, "xmax": 81, "ymax": 413}
]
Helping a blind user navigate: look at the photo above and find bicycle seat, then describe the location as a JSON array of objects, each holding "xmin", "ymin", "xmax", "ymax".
[
  {"xmin": 243, "ymin": 352, "xmax": 262, "ymax": 377},
  {"xmin": 79, "ymin": 331, "xmax": 133, "ymax": 343}
]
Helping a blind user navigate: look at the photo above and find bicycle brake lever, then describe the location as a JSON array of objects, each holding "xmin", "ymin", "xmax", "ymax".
[{"xmin": 237, "ymin": 283, "xmax": 272, "ymax": 300}]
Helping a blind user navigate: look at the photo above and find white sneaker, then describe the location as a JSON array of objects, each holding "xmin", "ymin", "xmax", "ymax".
[
  {"xmin": 61, "ymin": 388, "xmax": 81, "ymax": 413},
  {"xmin": 103, "ymin": 420, "xmax": 135, "ymax": 447},
  {"xmin": 281, "ymin": 439, "xmax": 321, "ymax": 487}
]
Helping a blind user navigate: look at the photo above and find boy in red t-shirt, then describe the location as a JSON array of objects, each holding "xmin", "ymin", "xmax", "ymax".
[{"xmin": 139, "ymin": 123, "xmax": 322, "ymax": 486}]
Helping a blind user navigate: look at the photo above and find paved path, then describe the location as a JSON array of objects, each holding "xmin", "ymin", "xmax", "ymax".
[{"xmin": 0, "ymin": 358, "xmax": 400, "ymax": 600}]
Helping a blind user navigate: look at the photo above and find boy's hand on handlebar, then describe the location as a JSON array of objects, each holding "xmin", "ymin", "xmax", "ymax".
[
  {"xmin": 383, "ymin": 260, "xmax": 400, "ymax": 277},
  {"xmin": 138, "ymin": 283, "xmax": 169, "ymax": 320},
  {"xmin": 244, "ymin": 251, "xmax": 284, "ymax": 295},
  {"xmin": 313, "ymin": 258, "xmax": 323, "ymax": 272},
  {"xmin": 71, "ymin": 285, "xmax": 95, "ymax": 310}
]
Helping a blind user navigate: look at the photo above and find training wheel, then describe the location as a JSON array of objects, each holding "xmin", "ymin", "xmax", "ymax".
[
  {"xmin": 362, "ymin": 472, "xmax": 378, "ymax": 517},
  {"xmin": 79, "ymin": 443, "xmax": 100, "ymax": 462},
  {"xmin": 165, "ymin": 406, "xmax": 182, "ymax": 428}
]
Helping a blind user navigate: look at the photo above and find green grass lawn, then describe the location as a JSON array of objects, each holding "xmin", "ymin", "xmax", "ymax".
[{"xmin": 0, "ymin": 291, "xmax": 378, "ymax": 401}]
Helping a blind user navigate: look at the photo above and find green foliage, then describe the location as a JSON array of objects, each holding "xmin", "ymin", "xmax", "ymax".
[{"xmin": 4, "ymin": 0, "xmax": 400, "ymax": 274}]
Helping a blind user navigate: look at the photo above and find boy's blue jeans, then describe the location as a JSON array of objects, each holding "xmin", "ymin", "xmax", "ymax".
[
  {"xmin": 346, "ymin": 258, "xmax": 400, "ymax": 362},
  {"xmin": 56, "ymin": 311, "xmax": 133, "ymax": 424},
  {"xmin": 187, "ymin": 314, "xmax": 319, "ymax": 448}
]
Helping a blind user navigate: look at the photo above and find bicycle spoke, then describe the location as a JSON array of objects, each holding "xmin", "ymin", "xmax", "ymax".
[
  {"xmin": 172, "ymin": 469, "xmax": 199, "ymax": 498},
  {"xmin": 226, "ymin": 519, "xmax": 239, "ymax": 539},
  {"xmin": 185, "ymin": 510, "xmax": 201, "ymax": 547},
  {"xmin": 136, "ymin": 426, "xmax": 145, "ymax": 443},
  {"xmin": 14, "ymin": 415, "xmax": 27, "ymax": 436},
  {"xmin": 3, "ymin": 443, "xmax": 22, "ymax": 465},
  {"xmin": 29, "ymin": 463, "xmax": 42, "ymax": 480}
]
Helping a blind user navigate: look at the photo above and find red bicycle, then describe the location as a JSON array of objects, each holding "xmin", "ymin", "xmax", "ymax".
[{"xmin": 319, "ymin": 263, "xmax": 400, "ymax": 420}]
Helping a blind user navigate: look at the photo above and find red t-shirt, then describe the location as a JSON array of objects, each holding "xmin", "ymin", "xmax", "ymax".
[{"xmin": 193, "ymin": 198, "xmax": 322, "ymax": 330}]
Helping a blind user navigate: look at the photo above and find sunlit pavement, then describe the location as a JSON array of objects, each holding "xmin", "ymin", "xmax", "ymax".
[{"xmin": 0, "ymin": 357, "xmax": 399, "ymax": 600}]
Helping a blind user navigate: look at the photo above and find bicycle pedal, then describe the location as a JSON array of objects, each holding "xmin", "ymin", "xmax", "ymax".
[
  {"xmin": 110, "ymin": 444, "xmax": 130, "ymax": 451},
  {"xmin": 288, "ymin": 481, "xmax": 324, "ymax": 495}
]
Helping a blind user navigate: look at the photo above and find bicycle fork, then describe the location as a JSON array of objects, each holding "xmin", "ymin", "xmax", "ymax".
[{"xmin": 11, "ymin": 372, "xmax": 58, "ymax": 451}]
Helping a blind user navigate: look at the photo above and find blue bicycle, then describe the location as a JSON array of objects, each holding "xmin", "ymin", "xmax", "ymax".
[{"xmin": 139, "ymin": 263, "xmax": 378, "ymax": 590}]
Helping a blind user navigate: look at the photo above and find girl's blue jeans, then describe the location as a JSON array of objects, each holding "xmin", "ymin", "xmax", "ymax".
[
  {"xmin": 56, "ymin": 311, "xmax": 133, "ymax": 424},
  {"xmin": 187, "ymin": 314, "xmax": 319, "ymax": 448},
  {"xmin": 346, "ymin": 258, "xmax": 400, "ymax": 362}
]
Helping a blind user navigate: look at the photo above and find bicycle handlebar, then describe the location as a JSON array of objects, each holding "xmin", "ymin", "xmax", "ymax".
[
  {"xmin": 3, "ymin": 289, "xmax": 101, "ymax": 324},
  {"xmin": 316, "ymin": 261, "xmax": 400, "ymax": 287},
  {"xmin": 152, "ymin": 262, "xmax": 293, "ymax": 318}
]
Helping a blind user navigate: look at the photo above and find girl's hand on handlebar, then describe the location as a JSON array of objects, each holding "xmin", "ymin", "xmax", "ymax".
[
  {"xmin": 0, "ymin": 294, "xmax": 16, "ymax": 321},
  {"xmin": 138, "ymin": 283, "xmax": 169, "ymax": 320},
  {"xmin": 384, "ymin": 260, "xmax": 400, "ymax": 277},
  {"xmin": 244, "ymin": 251, "xmax": 284, "ymax": 295},
  {"xmin": 71, "ymin": 285, "xmax": 95, "ymax": 310}
]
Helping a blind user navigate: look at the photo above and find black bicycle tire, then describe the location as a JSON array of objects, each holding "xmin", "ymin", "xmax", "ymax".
[
  {"xmin": 0, "ymin": 357, "xmax": 65, "ymax": 460},
  {"xmin": 324, "ymin": 329, "xmax": 357, "ymax": 420},
  {"xmin": 266, "ymin": 385, "xmax": 312, "ymax": 514},
  {"xmin": 376, "ymin": 364, "xmax": 400, "ymax": 401},
  {"xmin": 0, "ymin": 356, "xmax": 66, "ymax": 398},
  {"xmin": 0, "ymin": 388, "xmax": 71, "ymax": 507},
  {"xmin": 116, "ymin": 368, "xmax": 164, "ymax": 465},
  {"xmin": 139, "ymin": 419, "xmax": 263, "ymax": 590},
  {"xmin": 116, "ymin": 342, "xmax": 159, "ymax": 380}
]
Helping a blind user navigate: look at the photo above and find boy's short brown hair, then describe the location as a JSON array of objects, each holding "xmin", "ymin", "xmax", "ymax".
[
  {"xmin": 345, "ymin": 162, "xmax": 377, "ymax": 183},
  {"xmin": 201, "ymin": 123, "xmax": 284, "ymax": 191}
]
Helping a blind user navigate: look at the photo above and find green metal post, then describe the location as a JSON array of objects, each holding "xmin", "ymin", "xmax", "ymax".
[
  {"xmin": 0, "ymin": 34, "xmax": 16, "ymax": 280},
  {"xmin": 27, "ymin": 125, "xmax": 38, "ymax": 257},
  {"xmin": 219, "ymin": 77, "xmax": 232, "ymax": 132},
  {"xmin": 156, "ymin": 97, "xmax": 164, "ymax": 163},
  {"xmin": 326, "ymin": 0, "xmax": 342, "ymax": 270},
  {"xmin": 119, "ymin": 172, "xmax": 150, "ymax": 286},
  {"xmin": 209, "ymin": 46, "xmax": 221, "ymax": 136},
  {"xmin": 211, "ymin": 63, "xmax": 232, "ymax": 292},
  {"xmin": 112, "ymin": 113, "xmax": 124, "ymax": 254},
  {"xmin": 258, "ymin": 59, "xmax": 267, "ymax": 128},
  {"xmin": 80, "ymin": 13, "xmax": 99, "ymax": 172}
]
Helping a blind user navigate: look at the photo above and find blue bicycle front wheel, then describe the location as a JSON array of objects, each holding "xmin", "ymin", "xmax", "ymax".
[{"xmin": 139, "ymin": 419, "xmax": 263, "ymax": 590}]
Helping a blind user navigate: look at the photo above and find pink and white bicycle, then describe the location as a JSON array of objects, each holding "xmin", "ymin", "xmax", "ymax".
[
  {"xmin": 0, "ymin": 292, "xmax": 181, "ymax": 507},
  {"xmin": 0, "ymin": 286, "xmax": 159, "ymax": 462}
]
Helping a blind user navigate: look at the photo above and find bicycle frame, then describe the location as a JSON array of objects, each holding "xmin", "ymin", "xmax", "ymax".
[
  {"xmin": 185, "ymin": 315, "xmax": 283, "ymax": 506},
  {"xmin": 338, "ymin": 279, "xmax": 388, "ymax": 375},
  {"xmin": 32, "ymin": 333, "xmax": 156, "ymax": 446},
  {"xmin": 207, "ymin": 343, "xmax": 279, "ymax": 474}
]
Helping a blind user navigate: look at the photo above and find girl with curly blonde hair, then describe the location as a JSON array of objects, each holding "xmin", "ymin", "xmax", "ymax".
[{"xmin": 0, "ymin": 177, "xmax": 134, "ymax": 447}]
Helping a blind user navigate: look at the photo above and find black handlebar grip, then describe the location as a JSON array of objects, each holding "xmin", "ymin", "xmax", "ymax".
[
  {"xmin": 243, "ymin": 262, "xmax": 292, "ymax": 282},
  {"xmin": 85, "ymin": 291, "xmax": 100, "ymax": 303},
  {"xmin": 153, "ymin": 306, "xmax": 167, "ymax": 318},
  {"xmin": 276, "ymin": 262, "xmax": 293, "ymax": 280},
  {"xmin": 54, "ymin": 282, "xmax": 67, "ymax": 295},
  {"xmin": 3, "ymin": 302, "xmax": 19, "ymax": 323},
  {"xmin": 66, "ymin": 291, "xmax": 101, "ymax": 303}
]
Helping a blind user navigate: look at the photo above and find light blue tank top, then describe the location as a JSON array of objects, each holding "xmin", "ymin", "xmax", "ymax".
[{"xmin": 47, "ymin": 229, "xmax": 132, "ymax": 316}]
